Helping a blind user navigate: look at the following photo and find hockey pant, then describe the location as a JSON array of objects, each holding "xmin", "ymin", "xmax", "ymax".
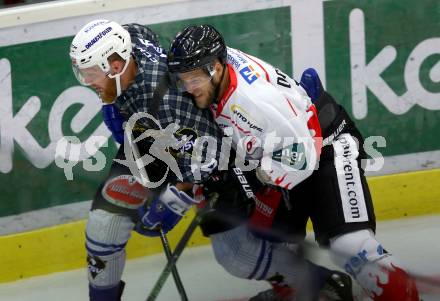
[
  {"xmin": 211, "ymin": 225, "xmax": 330, "ymax": 300},
  {"xmin": 211, "ymin": 226, "xmax": 420, "ymax": 301}
]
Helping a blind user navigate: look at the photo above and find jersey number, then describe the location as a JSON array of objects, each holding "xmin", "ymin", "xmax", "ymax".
[{"xmin": 275, "ymin": 69, "xmax": 291, "ymax": 88}]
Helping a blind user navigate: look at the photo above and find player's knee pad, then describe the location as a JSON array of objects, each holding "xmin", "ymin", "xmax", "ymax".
[
  {"xmin": 330, "ymin": 230, "xmax": 419, "ymax": 301},
  {"xmin": 86, "ymin": 209, "xmax": 134, "ymax": 288},
  {"xmin": 210, "ymin": 225, "xmax": 309, "ymax": 291},
  {"xmin": 211, "ymin": 225, "xmax": 273, "ymax": 280}
]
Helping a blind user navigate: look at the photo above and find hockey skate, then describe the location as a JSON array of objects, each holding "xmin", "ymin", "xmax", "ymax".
[
  {"xmin": 249, "ymin": 271, "xmax": 353, "ymax": 301},
  {"xmin": 318, "ymin": 271, "xmax": 354, "ymax": 301},
  {"xmin": 249, "ymin": 283, "xmax": 295, "ymax": 301}
]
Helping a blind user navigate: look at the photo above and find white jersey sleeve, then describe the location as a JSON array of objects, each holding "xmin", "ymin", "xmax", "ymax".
[
  {"xmin": 242, "ymin": 51, "xmax": 312, "ymax": 113},
  {"xmin": 218, "ymin": 48, "xmax": 321, "ymax": 189},
  {"xmin": 225, "ymin": 48, "xmax": 320, "ymax": 189},
  {"xmin": 247, "ymin": 53, "xmax": 320, "ymax": 189},
  {"xmin": 245, "ymin": 82, "xmax": 318, "ymax": 190}
]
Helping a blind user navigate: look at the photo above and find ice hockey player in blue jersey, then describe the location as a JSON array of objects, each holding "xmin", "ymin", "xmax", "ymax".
[{"xmin": 69, "ymin": 19, "xmax": 224, "ymax": 301}]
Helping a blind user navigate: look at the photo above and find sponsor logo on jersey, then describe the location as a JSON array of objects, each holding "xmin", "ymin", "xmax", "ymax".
[
  {"xmin": 333, "ymin": 134, "xmax": 369, "ymax": 223},
  {"xmin": 230, "ymin": 104, "xmax": 263, "ymax": 132},
  {"xmin": 85, "ymin": 27, "xmax": 112, "ymax": 49},
  {"xmin": 227, "ymin": 52, "xmax": 247, "ymax": 69},
  {"xmin": 272, "ymin": 143, "xmax": 307, "ymax": 170},
  {"xmin": 239, "ymin": 65, "xmax": 260, "ymax": 84},
  {"xmin": 170, "ymin": 128, "xmax": 198, "ymax": 157},
  {"xmin": 102, "ymin": 175, "xmax": 149, "ymax": 209}
]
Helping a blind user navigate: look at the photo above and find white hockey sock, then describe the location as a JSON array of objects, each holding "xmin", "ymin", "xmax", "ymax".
[
  {"xmin": 330, "ymin": 229, "xmax": 420, "ymax": 300},
  {"xmin": 86, "ymin": 209, "xmax": 134, "ymax": 288}
]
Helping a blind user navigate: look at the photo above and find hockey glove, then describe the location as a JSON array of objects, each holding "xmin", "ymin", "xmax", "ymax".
[
  {"xmin": 135, "ymin": 184, "xmax": 199, "ymax": 237},
  {"xmin": 102, "ymin": 103, "xmax": 125, "ymax": 144},
  {"xmin": 248, "ymin": 186, "xmax": 283, "ymax": 236},
  {"xmin": 300, "ymin": 67, "xmax": 323, "ymax": 102}
]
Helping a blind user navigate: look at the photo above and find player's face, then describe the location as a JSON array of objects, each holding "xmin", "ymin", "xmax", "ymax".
[
  {"xmin": 73, "ymin": 65, "xmax": 107, "ymax": 87},
  {"xmin": 72, "ymin": 65, "xmax": 116, "ymax": 103},
  {"xmin": 177, "ymin": 69, "xmax": 215, "ymax": 109}
]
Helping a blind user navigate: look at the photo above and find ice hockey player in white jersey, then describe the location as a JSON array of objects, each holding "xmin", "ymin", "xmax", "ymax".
[{"xmin": 167, "ymin": 25, "xmax": 421, "ymax": 301}]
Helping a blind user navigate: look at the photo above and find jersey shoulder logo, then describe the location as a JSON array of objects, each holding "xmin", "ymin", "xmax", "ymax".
[
  {"xmin": 135, "ymin": 38, "xmax": 167, "ymax": 62},
  {"xmin": 239, "ymin": 65, "xmax": 260, "ymax": 84}
]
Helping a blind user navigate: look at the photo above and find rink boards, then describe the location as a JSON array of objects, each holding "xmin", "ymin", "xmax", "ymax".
[
  {"xmin": 1, "ymin": 168, "xmax": 439, "ymax": 283},
  {"xmin": 0, "ymin": 0, "xmax": 439, "ymax": 285}
]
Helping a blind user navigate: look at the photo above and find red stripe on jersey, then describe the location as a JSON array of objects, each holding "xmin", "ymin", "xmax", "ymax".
[
  {"xmin": 242, "ymin": 52, "xmax": 270, "ymax": 82},
  {"xmin": 284, "ymin": 97, "xmax": 298, "ymax": 116},
  {"xmin": 218, "ymin": 113, "xmax": 251, "ymax": 134},
  {"xmin": 219, "ymin": 113, "xmax": 231, "ymax": 120},
  {"xmin": 307, "ymin": 104, "xmax": 323, "ymax": 157},
  {"xmin": 216, "ymin": 64, "xmax": 237, "ymax": 117},
  {"xmin": 232, "ymin": 121, "xmax": 251, "ymax": 134},
  {"xmin": 273, "ymin": 173, "xmax": 287, "ymax": 186}
]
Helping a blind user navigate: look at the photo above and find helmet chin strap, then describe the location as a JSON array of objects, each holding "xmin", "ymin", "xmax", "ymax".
[
  {"xmin": 115, "ymin": 74, "xmax": 122, "ymax": 97},
  {"xmin": 108, "ymin": 56, "xmax": 131, "ymax": 97}
]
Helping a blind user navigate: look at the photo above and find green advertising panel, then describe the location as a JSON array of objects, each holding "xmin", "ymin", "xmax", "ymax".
[
  {"xmin": 0, "ymin": 1, "xmax": 438, "ymax": 220},
  {"xmin": 0, "ymin": 7, "xmax": 291, "ymax": 217},
  {"xmin": 0, "ymin": 36, "xmax": 117, "ymax": 217},
  {"xmin": 324, "ymin": 0, "xmax": 440, "ymax": 156}
]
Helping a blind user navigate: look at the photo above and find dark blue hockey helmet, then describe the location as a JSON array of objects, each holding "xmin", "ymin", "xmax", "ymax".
[{"xmin": 167, "ymin": 24, "xmax": 227, "ymax": 74}]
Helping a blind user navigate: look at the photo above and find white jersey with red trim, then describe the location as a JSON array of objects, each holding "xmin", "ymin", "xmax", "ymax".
[{"xmin": 212, "ymin": 47, "xmax": 321, "ymax": 190}]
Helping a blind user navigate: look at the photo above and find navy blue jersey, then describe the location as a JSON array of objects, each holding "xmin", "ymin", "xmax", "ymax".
[{"xmin": 115, "ymin": 24, "xmax": 223, "ymax": 183}]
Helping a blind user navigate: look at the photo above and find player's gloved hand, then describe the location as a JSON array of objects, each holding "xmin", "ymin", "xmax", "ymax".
[
  {"xmin": 102, "ymin": 103, "xmax": 125, "ymax": 144},
  {"xmin": 300, "ymin": 67, "xmax": 323, "ymax": 102},
  {"xmin": 195, "ymin": 168, "xmax": 260, "ymax": 236},
  {"xmin": 135, "ymin": 184, "xmax": 199, "ymax": 237},
  {"xmin": 248, "ymin": 186, "xmax": 283, "ymax": 237}
]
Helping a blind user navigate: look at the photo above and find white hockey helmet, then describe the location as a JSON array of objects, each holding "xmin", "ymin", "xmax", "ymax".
[{"xmin": 69, "ymin": 19, "xmax": 132, "ymax": 85}]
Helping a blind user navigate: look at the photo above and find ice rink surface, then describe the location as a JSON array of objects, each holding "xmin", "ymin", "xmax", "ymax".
[{"xmin": 1, "ymin": 215, "xmax": 439, "ymax": 301}]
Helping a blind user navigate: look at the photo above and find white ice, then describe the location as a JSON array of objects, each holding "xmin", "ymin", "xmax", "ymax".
[{"xmin": 0, "ymin": 215, "xmax": 439, "ymax": 301}]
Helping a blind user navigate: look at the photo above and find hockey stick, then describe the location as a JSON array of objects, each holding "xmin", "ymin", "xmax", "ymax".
[
  {"xmin": 158, "ymin": 228, "xmax": 188, "ymax": 301},
  {"xmin": 193, "ymin": 206, "xmax": 440, "ymax": 296},
  {"xmin": 123, "ymin": 120, "xmax": 189, "ymax": 299},
  {"xmin": 146, "ymin": 192, "xmax": 219, "ymax": 301},
  {"xmin": 202, "ymin": 168, "xmax": 440, "ymax": 298}
]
